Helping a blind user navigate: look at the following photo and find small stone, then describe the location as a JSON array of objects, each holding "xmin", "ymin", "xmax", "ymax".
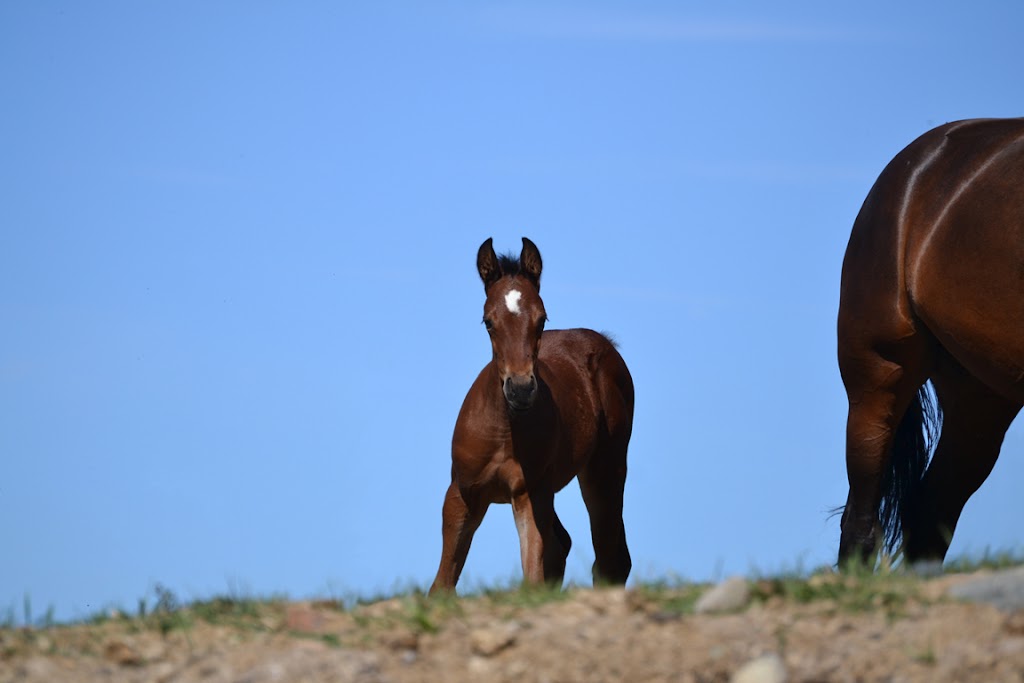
[
  {"xmin": 236, "ymin": 649, "xmax": 379, "ymax": 683},
  {"xmin": 149, "ymin": 661, "xmax": 176, "ymax": 683},
  {"xmin": 390, "ymin": 631, "xmax": 420, "ymax": 652},
  {"xmin": 104, "ymin": 639, "xmax": 144, "ymax": 666},
  {"xmin": 579, "ymin": 587, "xmax": 628, "ymax": 616},
  {"xmin": 468, "ymin": 655, "xmax": 495, "ymax": 675},
  {"xmin": 504, "ymin": 658, "xmax": 530, "ymax": 678},
  {"xmin": 910, "ymin": 559, "xmax": 945, "ymax": 577},
  {"xmin": 649, "ymin": 610, "xmax": 682, "ymax": 624},
  {"xmin": 1005, "ymin": 609, "xmax": 1024, "ymax": 635},
  {"xmin": 695, "ymin": 577, "xmax": 751, "ymax": 614},
  {"xmin": 948, "ymin": 566, "xmax": 1024, "ymax": 612},
  {"xmin": 285, "ymin": 603, "xmax": 324, "ymax": 633},
  {"xmin": 470, "ymin": 623, "xmax": 518, "ymax": 656},
  {"xmin": 16, "ymin": 657, "xmax": 58, "ymax": 679},
  {"xmin": 138, "ymin": 639, "xmax": 167, "ymax": 661},
  {"xmin": 731, "ymin": 653, "xmax": 788, "ymax": 683}
]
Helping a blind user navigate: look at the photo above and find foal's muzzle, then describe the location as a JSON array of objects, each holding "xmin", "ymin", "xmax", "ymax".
[{"xmin": 503, "ymin": 374, "xmax": 538, "ymax": 413}]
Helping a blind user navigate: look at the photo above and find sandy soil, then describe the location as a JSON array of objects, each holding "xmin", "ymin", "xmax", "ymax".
[{"xmin": 3, "ymin": 570, "xmax": 1024, "ymax": 683}]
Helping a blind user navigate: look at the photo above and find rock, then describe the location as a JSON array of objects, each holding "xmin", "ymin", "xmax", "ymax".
[
  {"xmin": 731, "ymin": 653, "xmax": 788, "ymax": 683},
  {"xmin": 285, "ymin": 603, "xmax": 324, "ymax": 633},
  {"xmin": 577, "ymin": 587, "xmax": 629, "ymax": 616},
  {"xmin": 148, "ymin": 661, "xmax": 176, "ymax": 682},
  {"xmin": 470, "ymin": 623, "xmax": 519, "ymax": 656},
  {"xmin": 236, "ymin": 648, "xmax": 380, "ymax": 683},
  {"xmin": 695, "ymin": 577, "xmax": 751, "ymax": 614},
  {"xmin": 138, "ymin": 638, "xmax": 167, "ymax": 662},
  {"xmin": 910, "ymin": 559, "xmax": 945, "ymax": 577},
  {"xmin": 103, "ymin": 640, "xmax": 143, "ymax": 666},
  {"xmin": 467, "ymin": 655, "xmax": 495, "ymax": 676},
  {"xmin": 948, "ymin": 566, "xmax": 1024, "ymax": 612},
  {"xmin": 1005, "ymin": 609, "xmax": 1024, "ymax": 635},
  {"xmin": 15, "ymin": 657, "xmax": 58, "ymax": 679},
  {"xmin": 389, "ymin": 631, "xmax": 420, "ymax": 652},
  {"xmin": 353, "ymin": 597, "xmax": 403, "ymax": 620}
]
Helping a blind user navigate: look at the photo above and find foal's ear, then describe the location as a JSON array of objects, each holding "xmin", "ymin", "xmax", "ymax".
[
  {"xmin": 477, "ymin": 237, "xmax": 503, "ymax": 290},
  {"xmin": 520, "ymin": 237, "xmax": 543, "ymax": 289}
]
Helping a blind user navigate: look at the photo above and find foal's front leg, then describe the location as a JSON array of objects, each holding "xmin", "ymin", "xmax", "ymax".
[
  {"xmin": 430, "ymin": 479, "xmax": 487, "ymax": 595},
  {"xmin": 511, "ymin": 488, "xmax": 567, "ymax": 586}
]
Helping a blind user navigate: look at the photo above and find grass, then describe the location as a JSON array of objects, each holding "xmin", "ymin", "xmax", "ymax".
[
  {"xmin": 752, "ymin": 569, "xmax": 921, "ymax": 617},
  {"xmin": 476, "ymin": 580, "xmax": 574, "ymax": 608},
  {"xmin": 912, "ymin": 643, "xmax": 938, "ymax": 665},
  {"xmin": 2, "ymin": 554, "xmax": 1023, "ymax": 673},
  {"xmin": 405, "ymin": 595, "xmax": 442, "ymax": 634},
  {"xmin": 941, "ymin": 547, "xmax": 1024, "ymax": 573},
  {"xmin": 632, "ymin": 578, "xmax": 706, "ymax": 616},
  {"xmin": 0, "ymin": 596, "xmax": 57, "ymax": 630},
  {"xmin": 4, "ymin": 549, "xmax": 1023, "ymax": 641}
]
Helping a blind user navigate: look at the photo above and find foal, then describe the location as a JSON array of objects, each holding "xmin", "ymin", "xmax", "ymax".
[{"xmin": 430, "ymin": 237, "xmax": 634, "ymax": 593}]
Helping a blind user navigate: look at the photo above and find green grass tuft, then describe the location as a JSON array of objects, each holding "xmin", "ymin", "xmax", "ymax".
[
  {"xmin": 477, "ymin": 581, "xmax": 573, "ymax": 608},
  {"xmin": 633, "ymin": 578, "xmax": 706, "ymax": 616},
  {"xmin": 943, "ymin": 548, "xmax": 1024, "ymax": 573}
]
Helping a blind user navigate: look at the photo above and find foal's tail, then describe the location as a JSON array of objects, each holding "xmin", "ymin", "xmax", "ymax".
[{"xmin": 880, "ymin": 384, "xmax": 943, "ymax": 554}]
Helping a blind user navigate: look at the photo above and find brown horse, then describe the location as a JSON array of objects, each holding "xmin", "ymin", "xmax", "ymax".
[
  {"xmin": 430, "ymin": 238, "xmax": 634, "ymax": 593},
  {"xmin": 837, "ymin": 118, "xmax": 1024, "ymax": 566}
]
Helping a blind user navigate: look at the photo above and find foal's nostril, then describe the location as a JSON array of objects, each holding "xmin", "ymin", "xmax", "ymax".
[{"xmin": 503, "ymin": 374, "xmax": 538, "ymax": 410}]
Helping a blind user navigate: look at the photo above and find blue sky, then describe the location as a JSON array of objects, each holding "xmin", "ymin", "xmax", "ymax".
[{"xmin": 2, "ymin": 1, "xmax": 1023, "ymax": 622}]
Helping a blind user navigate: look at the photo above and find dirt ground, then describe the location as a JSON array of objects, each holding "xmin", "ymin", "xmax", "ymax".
[{"xmin": 3, "ymin": 569, "xmax": 1024, "ymax": 683}]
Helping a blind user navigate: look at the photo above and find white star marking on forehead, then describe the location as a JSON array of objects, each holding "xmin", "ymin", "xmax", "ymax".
[{"xmin": 505, "ymin": 289, "xmax": 522, "ymax": 315}]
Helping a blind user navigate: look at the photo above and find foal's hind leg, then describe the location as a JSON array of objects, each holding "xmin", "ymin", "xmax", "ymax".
[
  {"xmin": 511, "ymin": 488, "xmax": 570, "ymax": 586},
  {"xmin": 578, "ymin": 441, "xmax": 631, "ymax": 585},
  {"xmin": 903, "ymin": 361, "xmax": 1021, "ymax": 563},
  {"xmin": 429, "ymin": 479, "xmax": 488, "ymax": 595},
  {"xmin": 551, "ymin": 510, "xmax": 572, "ymax": 573}
]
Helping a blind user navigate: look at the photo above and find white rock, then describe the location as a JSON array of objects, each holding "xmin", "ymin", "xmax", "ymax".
[
  {"xmin": 470, "ymin": 623, "xmax": 519, "ymax": 656},
  {"xmin": 948, "ymin": 566, "xmax": 1024, "ymax": 612},
  {"xmin": 695, "ymin": 577, "xmax": 751, "ymax": 614},
  {"xmin": 731, "ymin": 653, "xmax": 788, "ymax": 683}
]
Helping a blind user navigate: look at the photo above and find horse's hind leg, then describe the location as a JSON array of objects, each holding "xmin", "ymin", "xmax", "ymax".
[
  {"xmin": 903, "ymin": 361, "xmax": 1021, "ymax": 563},
  {"xmin": 838, "ymin": 343, "xmax": 930, "ymax": 566},
  {"xmin": 429, "ymin": 479, "xmax": 487, "ymax": 595},
  {"xmin": 578, "ymin": 440, "xmax": 631, "ymax": 585}
]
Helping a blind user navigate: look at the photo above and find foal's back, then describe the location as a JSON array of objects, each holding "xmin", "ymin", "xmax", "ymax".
[{"xmin": 534, "ymin": 327, "xmax": 634, "ymax": 444}]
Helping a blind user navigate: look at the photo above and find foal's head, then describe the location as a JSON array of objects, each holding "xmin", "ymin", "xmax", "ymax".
[{"xmin": 476, "ymin": 237, "xmax": 547, "ymax": 413}]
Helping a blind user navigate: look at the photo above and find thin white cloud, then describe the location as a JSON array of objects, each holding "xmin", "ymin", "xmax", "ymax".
[
  {"xmin": 464, "ymin": 154, "xmax": 872, "ymax": 186},
  {"xmin": 675, "ymin": 160, "xmax": 872, "ymax": 184},
  {"xmin": 479, "ymin": 6, "xmax": 897, "ymax": 44}
]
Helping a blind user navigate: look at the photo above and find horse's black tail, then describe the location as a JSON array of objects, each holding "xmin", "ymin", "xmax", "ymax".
[{"xmin": 879, "ymin": 384, "xmax": 943, "ymax": 554}]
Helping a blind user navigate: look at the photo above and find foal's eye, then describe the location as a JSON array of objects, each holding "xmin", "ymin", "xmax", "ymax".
[
  {"xmin": 483, "ymin": 318, "xmax": 494, "ymax": 331},
  {"xmin": 537, "ymin": 317, "xmax": 547, "ymax": 333}
]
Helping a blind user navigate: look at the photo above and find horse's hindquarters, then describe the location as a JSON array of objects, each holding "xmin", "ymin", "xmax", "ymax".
[
  {"xmin": 907, "ymin": 160, "xmax": 1024, "ymax": 405},
  {"xmin": 837, "ymin": 118, "xmax": 1024, "ymax": 565}
]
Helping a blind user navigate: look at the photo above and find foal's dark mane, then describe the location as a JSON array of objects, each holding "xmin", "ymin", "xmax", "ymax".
[{"xmin": 497, "ymin": 252, "xmax": 525, "ymax": 277}]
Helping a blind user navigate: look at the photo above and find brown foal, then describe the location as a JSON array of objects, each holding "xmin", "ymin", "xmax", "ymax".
[{"xmin": 430, "ymin": 237, "xmax": 634, "ymax": 593}]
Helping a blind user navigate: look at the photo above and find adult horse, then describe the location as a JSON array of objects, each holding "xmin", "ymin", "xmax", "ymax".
[
  {"xmin": 838, "ymin": 118, "xmax": 1024, "ymax": 566},
  {"xmin": 430, "ymin": 238, "xmax": 634, "ymax": 593}
]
